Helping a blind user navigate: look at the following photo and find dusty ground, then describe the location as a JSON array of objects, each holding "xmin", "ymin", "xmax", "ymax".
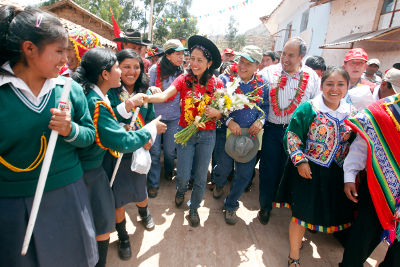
[{"xmin": 107, "ymin": 169, "xmax": 387, "ymax": 267}]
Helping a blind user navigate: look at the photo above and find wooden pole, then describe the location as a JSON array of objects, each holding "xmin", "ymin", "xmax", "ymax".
[{"xmin": 149, "ymin": 0, "xmax": 155, "ymax": 42}]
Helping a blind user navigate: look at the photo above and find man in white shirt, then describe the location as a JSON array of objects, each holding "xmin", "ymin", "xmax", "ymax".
[
  {"xmin": 257, "ymin": 37, "xmax": 320, "ymax": 224},
  {"xmin": 340, "ymin": 68, "xmax": 400, "ymax": 266}
]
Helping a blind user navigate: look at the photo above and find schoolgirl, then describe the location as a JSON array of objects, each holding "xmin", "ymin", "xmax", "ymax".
[
  {"xmin": 0, "ymin": 6, "xmax": 98, "ymax": 267},
  {"xmin": 73, "ymin": 48, "xmax": 166, "ymax": 266},
  {"xmin": 275, "ymin": 67, "xmax": 356, "ymax": 266},
  {"xmin": 145, "ymin": 35, "xmax": 223, "ymax": 227},
  {"xmin": 102, "ymin": 49, "xmax": 156, "ymax": 260}
]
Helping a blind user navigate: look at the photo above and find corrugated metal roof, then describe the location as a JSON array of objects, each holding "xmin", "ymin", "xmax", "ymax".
[{"xmin": 320, "ymin": 26, "xmax": 400, "ymax": 48}]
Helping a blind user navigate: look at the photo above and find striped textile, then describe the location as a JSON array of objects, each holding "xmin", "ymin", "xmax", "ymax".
[
  {"xmin": 260, "ymin": 63, "xmax": 320, "ymax": 125},
  {"xmin": 346, "ymin": 94, "xmax": 400, "ymax": 244},
  {"xmin": 291, "ymin": 217, "xmax": 352, "ymax": 233}
]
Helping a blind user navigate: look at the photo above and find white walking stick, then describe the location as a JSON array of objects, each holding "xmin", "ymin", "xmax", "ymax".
[
  {"xmin": 109, "ymin": 106, "xmax": 142, "ymax": 187},
  {"xmin": 21, "ymin": 78, "xmax": 73, "ymax": 256}
]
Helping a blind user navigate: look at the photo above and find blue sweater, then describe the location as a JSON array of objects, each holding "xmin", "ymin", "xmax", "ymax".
[
  {"xmin": 219, "ymin": 74, "xmax": 269, "ymax": 128},
  {"xmin": 149, "ymin": 64, "xmax": 181, "ymax": 121}
]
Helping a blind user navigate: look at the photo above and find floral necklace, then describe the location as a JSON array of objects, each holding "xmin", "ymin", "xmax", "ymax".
[
  {"xmin": 183, "ymin": 79, "xmax": 213, "ymax": 125},
  {"xmin": 270, "ymin": 72, "xmax": 310, "ymax": 116},
  {"xmin": 234, "ymin": 73, "xmax": 265, "ymax": 104}
]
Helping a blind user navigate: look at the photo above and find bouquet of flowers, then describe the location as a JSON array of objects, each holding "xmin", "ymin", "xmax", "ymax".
[{"xmin": 174, "ymin": 79, "xmax": 265, "ymax": 146}]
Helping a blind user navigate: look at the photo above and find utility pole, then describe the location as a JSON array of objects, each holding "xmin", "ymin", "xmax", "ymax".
[{"xmin": 148, "ymin": 0, "xmax": 155, "ymax": 42}]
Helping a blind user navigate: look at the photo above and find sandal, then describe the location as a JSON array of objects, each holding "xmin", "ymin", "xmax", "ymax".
[{"xmin": 288, "ymin": 256, "xmax": 300, "ymax": 267}]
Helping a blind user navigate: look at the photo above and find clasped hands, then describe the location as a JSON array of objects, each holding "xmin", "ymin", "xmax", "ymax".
[
  {"xmin": 228, "ymin": 120, "xmax": 262, "ymax": 136},
  {"xmin": 124, "ymin": 93, "xmax": 148, "ymax": 111}
]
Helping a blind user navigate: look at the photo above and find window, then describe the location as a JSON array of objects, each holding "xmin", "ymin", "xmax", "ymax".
[
  {"xmin": 378, "ymin": 0, "xmax": 400, "ymax": 29},
  {"xmin": 300, "ymin": 9, "xmax": 309, "ymax": 32},
  {"xmin": 382, "ymin": 0, "xmax": 394, "ymax": 14}
]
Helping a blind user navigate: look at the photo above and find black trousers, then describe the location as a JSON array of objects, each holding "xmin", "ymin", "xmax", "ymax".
[{"xmin": 340, "ymin": 179, "xmax": 400, "ymax": 267}]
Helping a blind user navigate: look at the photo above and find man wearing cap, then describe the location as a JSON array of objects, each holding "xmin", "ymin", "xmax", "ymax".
[
  {"xmin": 257, "ymin": 37, "xmax": 320, "ymax": 225},
  {"xmin": 223, "ymin": 48, "xmax": 235, "ymax": 63},
  {"xmin": 342, "ymin": 48, "xmax": 376, "ymax": 93},
  {"xmin": 113, "ymin": 29, "xmax": 152, "ymax": 73},
  {"xmin": 340, "ymin": 68, "xmax": 400, "ymax": 266},
  {"xmin": 147, "ymin": 39, "xmax": 187, "ymax": 198},
  {"xmin": 213, "ymin": 45, "xmax": 269, "ymax": 225},
  {"xmin": 362, "ymin": 58, "xmax": 382, "ymax": 85}
]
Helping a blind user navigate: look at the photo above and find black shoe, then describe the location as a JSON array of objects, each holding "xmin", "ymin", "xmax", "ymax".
[
  {"xmin": 189, "ymin": 209, "xmax": 200, "ymax": 227},
  {"xmin": 148, "ymin": 187, "xmax": 158, "ymax": 198},
  {"xmin": 258, "ymin": 209, "xmax": 270, "ymax": 225},
  {"xmin": 141, "ymin": 214, "xmax": 155, "ymax": 231},
  {"xmin": 118, "ymin": 239, "xmax": 131, "ymax": 261},
  {"xmin": 188, "ymin": 179, "xmax": 194, "ymax": 190},
  {"xmin": 213, "ymin": 186, "xmax": 224, "ymax": 199},
  {"xmin": 164, "ymin": 172, "xmax": 173, "ymax": 181},
  {"xmin": 175, "ymin": 191, "xmax": 185, "ymax": 207}
]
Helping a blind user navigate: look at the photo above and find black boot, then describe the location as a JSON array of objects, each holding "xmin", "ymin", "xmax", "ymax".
[
  {"xmin": 115, "ymin": 219, "xmax": 131, "ymax": 260},
  {"xmin": 95, "ymin": 239, "xmax": 109, "ymax": 267},
  {"xmin": 137, "ymin": 205, "xmax": 155, "ymax": 231}
]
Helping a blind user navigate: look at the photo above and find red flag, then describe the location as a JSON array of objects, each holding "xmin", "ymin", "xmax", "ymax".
[{"xmin": 110, "ymin": 9, "xmax": 122, "ymax": 51}]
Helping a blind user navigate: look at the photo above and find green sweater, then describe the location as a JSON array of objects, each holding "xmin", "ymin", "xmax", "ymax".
[
  {"xmin": 78, "ymin": 89, "xmax": 152, "ymax": 170},
  {"xmin": 0, "ymin": 81, "xmax": 95, "ymax": 197}
]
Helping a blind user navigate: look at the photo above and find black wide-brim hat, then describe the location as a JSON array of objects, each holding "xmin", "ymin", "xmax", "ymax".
[
  {"xmin": 188, "ymin": 35, "xmax": 221, "ymax": 70},
  {"xmin": 113, "ymin": 29, "xmax": 146, "ymax": 46}
]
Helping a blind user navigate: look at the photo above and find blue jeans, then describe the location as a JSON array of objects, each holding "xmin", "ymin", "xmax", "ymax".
[
  {"xmin": 176, "ymin": 128, "xmax": 216, "ymax": 210},
  {"xmin": 211, "ymin": 128, "xmax": 233, "ymax": 183},
  {"xmin": 259, "ymin": 123, "xmax": 288, "ymax": 212},
  {"xmin": 213, "ymin": 129, "xmax": 257, "ymax": 211},
  {"xmin": 148, "ymin": 119, "xmax": 179, "ymax": 188}
]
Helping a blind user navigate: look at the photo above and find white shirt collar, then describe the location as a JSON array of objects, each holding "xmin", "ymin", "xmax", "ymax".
[
  {"xmin": 312, "ymin": 93, "xmax": 351, "ymax": 114},
  {"xmin": 121, "ymin": 86, "xmax": 136, "ymax": 96},
  {"xmin": 92, "ymin": 84, "xmax": 111, "ymax": 106},
  {"xmin": 0, "ymin": 62, "xmax": 65, "ymax": 99}
]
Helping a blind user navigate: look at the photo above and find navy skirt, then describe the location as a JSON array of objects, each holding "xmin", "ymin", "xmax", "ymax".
[
  {"xmin": 0, "ymin": 178, "xmax": 98, "ymax": 267},
  {"xmin": 103, "ymin": 153, "xmax": 148, "ymax": 208},
  {"xmin": 83, "ymin": 166, "xmax": 115, "ymax": 235}
]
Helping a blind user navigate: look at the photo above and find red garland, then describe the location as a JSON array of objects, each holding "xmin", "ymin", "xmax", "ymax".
[
  {"xmin": 234, "ymin": 73, "xmax": 265, "ymax": 107},
  {"xmin": 228, "ymin": 63, "xmax": 238, "ymax": 82},
  {"xmin": 270, "ymin": 72, "xmax": 310, "ymax": 116},
  {"xmin": 156, "ymin": 62, "xmax": 163, "ymax": 90}
]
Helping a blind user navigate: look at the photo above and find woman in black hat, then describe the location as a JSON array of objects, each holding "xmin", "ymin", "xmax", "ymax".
[{"xmin": 145, "ymin": 35, "xmax": 223, "ymax": 227}]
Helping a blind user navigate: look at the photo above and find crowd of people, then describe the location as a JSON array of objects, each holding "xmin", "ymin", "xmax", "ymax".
[{"xmin": 1, "ymin": 5, "xmax": 400, "ymax": 267}]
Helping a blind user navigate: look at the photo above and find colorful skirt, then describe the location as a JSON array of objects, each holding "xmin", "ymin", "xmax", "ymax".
[{"xmin": 274, "ymin": 160, "xmax": 355, "ymax": 233}]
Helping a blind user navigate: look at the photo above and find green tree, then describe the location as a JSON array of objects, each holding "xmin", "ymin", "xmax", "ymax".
[
  {"xmin": 153, "ymin": 0, "xmax": 198, "ymax": 44},
  {"xmin": 224, "ymin": 16, "xmax": 246, "ymax": 50},
  {"xmin": 226, "ymin": 16, "xmax": 238, "ymax": 49}
]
